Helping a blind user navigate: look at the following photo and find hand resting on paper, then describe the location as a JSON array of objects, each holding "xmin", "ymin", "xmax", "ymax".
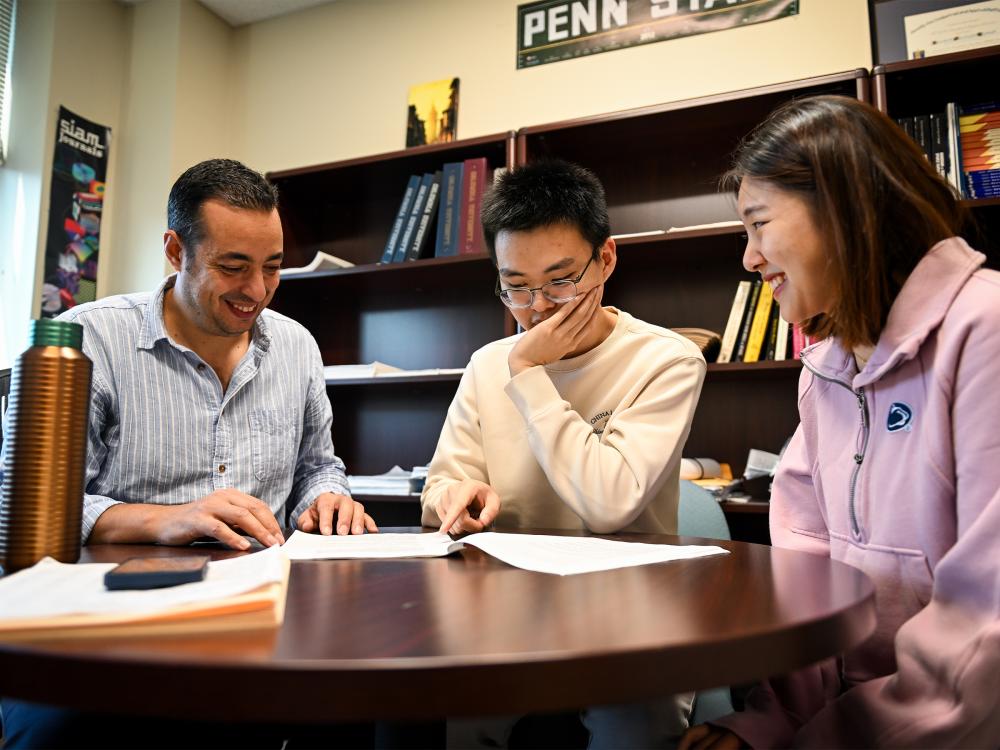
[
  {"xmin": 296, "ymin": 492, "xmax": 378, "ymax": 536},
  {"xmin": 436, "ymin": 479, "xmax": 501, "ymax": 535}
]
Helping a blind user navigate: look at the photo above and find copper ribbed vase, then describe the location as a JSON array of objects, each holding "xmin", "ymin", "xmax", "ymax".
[{"xmin": 0, "ymin": 319, "xmax": 92, "ymax": 572}]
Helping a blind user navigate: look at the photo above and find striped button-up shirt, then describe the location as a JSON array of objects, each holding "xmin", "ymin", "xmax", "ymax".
[{"xmin": 32, "ymin": 275, "xmax": 349, "ymax": 542}]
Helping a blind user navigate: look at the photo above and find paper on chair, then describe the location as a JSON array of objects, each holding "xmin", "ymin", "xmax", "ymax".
[{"xmin": 281, "ymin": 530, "xmax": 727, "ymax": 575}]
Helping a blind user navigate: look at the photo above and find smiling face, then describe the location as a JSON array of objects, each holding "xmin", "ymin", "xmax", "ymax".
[
  {"xmin": 495, "ymin": 222, "xmax": 613, "ymax": 330},
  {"xmin": 739, "ymin": 176, "xmax": 836, "ymax": 325},
  {"xmin": 167, "ymin": 199, "xmax": 284, "ymax": 340}
]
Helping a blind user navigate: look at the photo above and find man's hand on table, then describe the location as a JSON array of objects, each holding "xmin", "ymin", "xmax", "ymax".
[
  {"xmin": 156, "ymin": 489, "xmax": 286, "ymax": 550},
  {"xmin": 436, "ymin": 479, "xmax": 500, "ymax": 535},
  {"xmin": 297, "ymin": 492, "xmax": 378, "ymax": 536}
]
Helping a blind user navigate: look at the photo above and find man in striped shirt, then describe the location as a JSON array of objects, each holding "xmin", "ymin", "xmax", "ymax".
[{"xmin": 63, "ymin": 158, "xmax": 377, "ymax": 550}]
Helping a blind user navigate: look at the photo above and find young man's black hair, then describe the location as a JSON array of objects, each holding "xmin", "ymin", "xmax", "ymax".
[
  {"xmin": 167, "ymin": 158, "xmax": 279, "ymax": 258},
  {"xmin": 480, "ymin": 159, "xmax": 611, "ymax": 264}
]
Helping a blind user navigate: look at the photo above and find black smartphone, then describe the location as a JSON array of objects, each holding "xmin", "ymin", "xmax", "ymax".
[{"xmin": 103, "ymin": 555, "xmax": 210, "ymax": 591}]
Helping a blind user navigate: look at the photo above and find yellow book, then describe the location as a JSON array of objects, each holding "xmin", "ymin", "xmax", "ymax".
[{"xmin": 743, "ymin": 280, "xmax": 773, "ymax": 362}]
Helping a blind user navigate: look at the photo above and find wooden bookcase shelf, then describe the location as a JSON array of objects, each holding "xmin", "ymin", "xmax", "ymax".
[{"xmin": 872, "ymin": 45, "xmax": 1000, "ymax": 267}]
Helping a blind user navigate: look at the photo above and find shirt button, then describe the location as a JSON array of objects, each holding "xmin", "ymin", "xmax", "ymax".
[{"xmin": 218, "ymin": 464, "xmax": 226, "ymax": 473}]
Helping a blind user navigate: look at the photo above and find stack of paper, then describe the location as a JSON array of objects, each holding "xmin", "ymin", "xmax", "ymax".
[
  {"xmin": 280, "ymin": 250, "xmax": 354, "ymax": 276},
  {"xmin": 348, "ymin": 465, "xmax": 421, "ymax": 496},
  {"xmin": 281, "ymin": 530, "xmax": 728, "ymax": 576},
  {"xmin": 0, "ymin": 545, "xmax": 290, "ymax": 641},
  {"xmin": 324, "ymin": 362, "xmax": 402, "ymax": 379}
]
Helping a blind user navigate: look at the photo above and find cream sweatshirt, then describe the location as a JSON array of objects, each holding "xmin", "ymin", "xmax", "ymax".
[{"xmin": 421, "ymin": 308, "xmax": 706, "ymax": 534}]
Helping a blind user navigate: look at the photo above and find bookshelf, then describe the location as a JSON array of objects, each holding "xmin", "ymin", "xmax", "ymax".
[
  {"xmin": 872, "ymin": 45, "xmax": 1000, "ymax": 266},
  {"xmin": 517, "ymin": 70, "xmax": 869, "ymax": 487}
]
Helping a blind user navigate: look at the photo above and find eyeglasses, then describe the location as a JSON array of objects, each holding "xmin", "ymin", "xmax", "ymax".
[{"xmin": 495, "ymin": 256, "xmax": 595, "ymax": 309}]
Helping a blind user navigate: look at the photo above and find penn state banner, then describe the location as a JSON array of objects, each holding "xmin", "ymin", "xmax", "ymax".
[
  {"xmin": 41, "ymin": 106, "xmax": 110, "ymax": 317},
  {"xmin": 517, "ymin": 0, "xmax": 799, "ymax": 68}
]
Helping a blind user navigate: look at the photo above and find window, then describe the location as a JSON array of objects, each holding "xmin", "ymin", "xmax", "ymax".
[{"xmin": 0, "ymin": 0, "xmax": 15, "ymax": 165}]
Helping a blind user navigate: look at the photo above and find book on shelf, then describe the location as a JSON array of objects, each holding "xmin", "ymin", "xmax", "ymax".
[
  {"xmin": 929, "ymin": 112, "xmax": 948, "ymax": 180},
  {"xmin": 434, "ymin": 162, "xmax": 464, "ymax": 257},
  {"xmin": 763, "ymin": 303, "xmax": 781, "ymax": 361},
  {"xmin": 0, "ymin": 545, "xmax": 289, "ymax": 642},
  {"xmin": 742, "ymin": 279, "xmax": 774, "ymax": 363},
  {"xmin": 381, "ymin": 175, "xmax": 421, "ymax": 264},
  {"xmin": 406, "ymin": 170, "xmax": 442, "ymax": 261},
  {"xmin": 394, "ymin": 173, "xmax": 434, "ymax": 262},
  {"xmin": 459, "ymin": 157, "xmax": 488, "ymax": 255},
  {"xmin": 733, "ymin": 279, "xmax": 762, "ymax": 363},
  {"xmin": 280, "ymin": 251, "xmax": 354, "ymax": 276},
  {"xmin": 717, "ymin": 280, "xmax": 752, "ymax": 364},
  {"xmin": 774, "ymin": 315, "xmax": 791, "ymax": 362}
]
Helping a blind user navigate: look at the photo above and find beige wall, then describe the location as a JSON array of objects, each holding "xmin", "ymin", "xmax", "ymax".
[
  {"xmin": 0, "ymin": 0, "xmax": 129, "ymax": 367},
  {"xmin": 4, "ymin": 0, "xmax": 873, "ymax": 366},
  {"xmin": 232, "ymin": 0, "xmax": 873, "ymax": 173}
]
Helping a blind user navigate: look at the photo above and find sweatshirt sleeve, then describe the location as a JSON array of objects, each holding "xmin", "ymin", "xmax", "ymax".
[
  {"xmin": 421, "ymin": 366, "xmax": 489, "ymax": 527},
  {"xmin": 502, "ymin": 353, "xmax": 705, "ymax": 534}
]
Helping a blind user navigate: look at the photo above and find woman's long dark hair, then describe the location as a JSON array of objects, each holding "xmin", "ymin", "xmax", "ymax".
[{"xmin": 723, "ymin": 95, "xmax": 968, "ymax": 349}]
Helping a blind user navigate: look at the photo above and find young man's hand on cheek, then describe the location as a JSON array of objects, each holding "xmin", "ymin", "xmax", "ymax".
[{"xmin": 508, "ymin": 286, "xmax": 602, "ymax": 376}]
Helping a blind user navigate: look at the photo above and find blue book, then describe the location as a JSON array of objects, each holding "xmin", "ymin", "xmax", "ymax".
[
  {"xmin": 394, "ymin": 174, "xmax": 433, "ymax": 263},
  {"xmin": 434, "ymin": 162, "xmax": 464, "ymax": 257},
  {"xmin": 381, "ymin": 175, "xmax": 420, "ymax": 264},
  {"xmin": 407, "ymin": 171, "xmax": 442, "ymax": 261}
]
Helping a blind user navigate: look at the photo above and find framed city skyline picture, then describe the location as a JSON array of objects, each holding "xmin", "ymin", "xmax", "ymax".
[{"xmin": 406, "ymin": 77, "xmax": 459, "ymax": 148}]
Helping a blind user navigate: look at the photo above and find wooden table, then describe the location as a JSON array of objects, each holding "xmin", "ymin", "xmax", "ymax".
[{"xmin": 0, "ymin": 530, "xmax": 875, "ymax": 723}]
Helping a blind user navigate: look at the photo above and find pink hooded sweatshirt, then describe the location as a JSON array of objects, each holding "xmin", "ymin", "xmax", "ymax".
[{"xmin": 716, "ymin": 237, "xmax": 1000, "ymax": 748}]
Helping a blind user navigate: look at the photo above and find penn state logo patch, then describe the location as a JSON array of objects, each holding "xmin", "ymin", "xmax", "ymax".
[{"xmin": 887, "ymin": 402, "xmax": 913, "ymax": 433}]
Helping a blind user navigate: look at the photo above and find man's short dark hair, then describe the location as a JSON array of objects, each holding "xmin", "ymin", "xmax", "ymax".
[
  {"xmin": 167, "ymin": 158, "xmax": 279, "ymax": 257},
  {"xmin": 480, "ymin": 159, "xmax": 611, "ymax": 263}
]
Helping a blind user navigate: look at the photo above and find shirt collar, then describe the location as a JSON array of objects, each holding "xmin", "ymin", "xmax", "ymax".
[{"xmin": 136, "ymin": 273, "xmax": 274, "ymax": 355}]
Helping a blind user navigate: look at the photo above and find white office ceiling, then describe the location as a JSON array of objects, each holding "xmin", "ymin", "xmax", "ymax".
[
  {"xmin": 119, "ymin": 0, "xmax": 338, "ymax": 27},
  {"xmin": 199, "ymin": 0, "xmax": 337, "ymax": 26}
]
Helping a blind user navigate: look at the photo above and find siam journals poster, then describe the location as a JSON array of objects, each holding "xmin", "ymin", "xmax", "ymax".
[{"xmin": 41, "ymin": 106, "xmax": 110, "ymax": 318}]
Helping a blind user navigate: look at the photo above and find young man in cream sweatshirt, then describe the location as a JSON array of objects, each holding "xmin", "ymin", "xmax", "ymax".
[{"xmin": 420, "ymin": 159, "xmax": 707, "ymax": 748}]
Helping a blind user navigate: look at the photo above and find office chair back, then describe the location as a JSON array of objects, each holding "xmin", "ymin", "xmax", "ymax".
[
  {"xmin": 677, "ymin": 479, "xmax": 735, "ymax": 725},
  {"xmin": 677, "ymin": 479, "xmax": 730, "ymax": 541}
]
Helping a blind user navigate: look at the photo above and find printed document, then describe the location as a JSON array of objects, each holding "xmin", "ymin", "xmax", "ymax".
[{"xmin": 281, "ymin": 530, "xmax": 727, "ymax": 575}]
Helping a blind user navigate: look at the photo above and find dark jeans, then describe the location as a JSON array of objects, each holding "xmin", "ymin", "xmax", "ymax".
[{"xmin": 0, "ymin": 698, "xmax": 377, "ymax": 749}]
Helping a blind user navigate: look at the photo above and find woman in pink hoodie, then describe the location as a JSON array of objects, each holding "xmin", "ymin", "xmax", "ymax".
[{"xmin": 681, "ymin": 95, "xmax": 1000, "ymax": 749}]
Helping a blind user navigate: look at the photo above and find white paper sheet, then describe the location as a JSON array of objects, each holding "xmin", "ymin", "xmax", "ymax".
[
  {"xmin": 0, "ymin": 545, "xmax": 287, "ymax": 621},
  {"xmin": 281, "ymin": 530, "xmax": 727, "ymax": 575},
  {"xmin": 282, "ymin": 530, "xmax": 461, "ymax": 560},
  {"xmin": 461, "ymin": 532, "xmax": 728, "ymax": 575}
]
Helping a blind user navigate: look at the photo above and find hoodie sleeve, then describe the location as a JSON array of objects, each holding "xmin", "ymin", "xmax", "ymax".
[
  {"xmin": 712, "ymin": 396, "xmax": 842, "ymax": 750},
  {"xmin": 720, "ymin": 289, "xmax": 1000, "ymax": 748}
]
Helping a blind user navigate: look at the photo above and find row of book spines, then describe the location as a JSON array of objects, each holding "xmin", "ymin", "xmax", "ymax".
[
  {"xmin": 896, "ymin": 104, "xmax": 1000, "ymax": 199},
  {"xmin": 380, "ymin": 158, "xmax": 498, "ymax": 264},
  {"xmin": 716, "ymin": 279, "xmax": 807, "ymax": 364}
]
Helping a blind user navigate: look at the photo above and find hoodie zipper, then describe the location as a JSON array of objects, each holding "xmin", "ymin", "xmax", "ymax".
[{"xmin": 800, "ymin": 357, "xmax": 870, "ymax": 539}]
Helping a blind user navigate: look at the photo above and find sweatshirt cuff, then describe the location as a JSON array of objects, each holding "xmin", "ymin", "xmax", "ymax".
[{"xmin": 504, "ymin": 365, "xmax": 564, "ymax": 422}]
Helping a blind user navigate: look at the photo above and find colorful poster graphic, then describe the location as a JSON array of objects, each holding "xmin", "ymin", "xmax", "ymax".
[
  {"xmin": 517, "ymin": 0, "xmax": 799, "ymax": 69},
  {"xmin": 406, "ymin": 78, "xmax": 459, "ymax": 148},
  {"xmin": 41, "ymin": 106, "xmax": 110, "ymax": 318}
]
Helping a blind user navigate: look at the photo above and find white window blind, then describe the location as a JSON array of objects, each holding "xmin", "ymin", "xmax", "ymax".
[{"xmin": 0, "ymin": 0, "xmax": 15, "ymax": 166}]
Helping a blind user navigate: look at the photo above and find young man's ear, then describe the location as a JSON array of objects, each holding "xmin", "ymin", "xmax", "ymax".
[
  {"xmin": 599, "ymin": 237, "xmax": 618, "ymax": 280},
  {"xmin": 164, "ymin": 230, "xmax": 185, "ymax": 272}
]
